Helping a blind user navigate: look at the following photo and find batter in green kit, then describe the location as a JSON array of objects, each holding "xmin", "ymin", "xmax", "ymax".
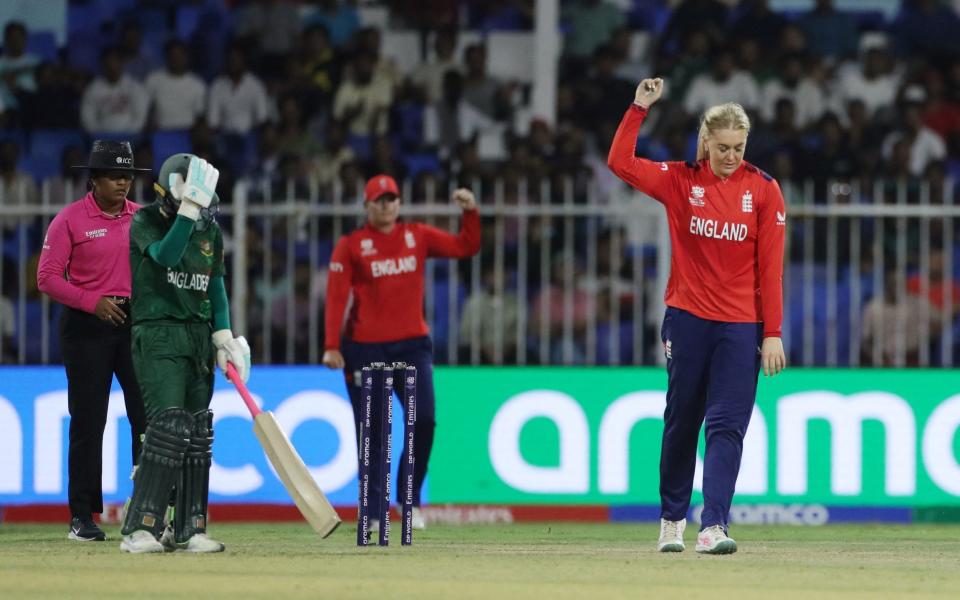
[
  {"xmin": 130, "ymin": 199, "xmax": 222, "ymax": 416},
  {"xmin": 120, "ymin": 154, "xmax": 250, "ymax": 554}
]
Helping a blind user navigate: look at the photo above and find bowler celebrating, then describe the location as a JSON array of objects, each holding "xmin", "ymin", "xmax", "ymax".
[{"xmin": 607, "ymin": 77, "xmax": 786, "ymax": 554}]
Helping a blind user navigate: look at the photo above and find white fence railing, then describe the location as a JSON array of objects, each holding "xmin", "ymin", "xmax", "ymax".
[{"xmin": 0, "ymin": 176, "xmax": 957, "ymax": 367}]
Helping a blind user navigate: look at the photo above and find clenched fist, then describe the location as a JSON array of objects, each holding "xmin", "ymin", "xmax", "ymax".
[
  {"xmin": 452, "ymin": 188, "xmax": 477, "ymax": 210},
  {"xmin": 634, "ymin": 77, "xmax": 664, "ymax": 109}
]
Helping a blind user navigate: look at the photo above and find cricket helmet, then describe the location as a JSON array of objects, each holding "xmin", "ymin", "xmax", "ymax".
[{"xmin": 154, "ymin": 152, "xmax": 220, "ymax": 228}]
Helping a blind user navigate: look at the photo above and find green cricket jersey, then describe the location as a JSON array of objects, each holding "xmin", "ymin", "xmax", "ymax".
[{"xmin": 130, "ymin": 202, "xmax": 224, "ymax": 324}]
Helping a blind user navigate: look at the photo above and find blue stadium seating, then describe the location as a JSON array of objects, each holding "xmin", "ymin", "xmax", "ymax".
[
  {"xmin": 25, "ymin": 31, "xmax": 58, "ymax": 62},
  {"xmin": 28, "ymin": 129, "xmax": 87, "ymax": 181},
  {"xmin": 403, "ymin": 153, "xmax": 441, "ymax": 180},
  {"xmin": 12, "ymin": 301, "xmax": 62, "ymax": 364},
  {"xmin": 176, "ymin": 4, "xmax": 204, "ymax": 39},
  {"xmin": 151, "ymin": 130, "xmax": 192, "ymax": 173},
  {"xmin": 219, "ymin": 131, "xmax": 258, "ymax": 175},
  {"xmin": 393, "ymin": 102, "xmax": 424, "ymax": 151},
  {"xmin": 67, "ymin": 2, "xmax": 105, "ymax": 34},
  {"xmin": 347, "ymin": 134, "xmax": 373, "ymax": 162},
  {"xmin": 66, "ymin": 30, "xmax": 101, "ymax": 74}
]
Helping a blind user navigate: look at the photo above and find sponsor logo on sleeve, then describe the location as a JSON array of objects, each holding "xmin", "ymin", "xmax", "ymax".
[
  {"xmin": 330, "ymin": 261, "xmax": 344, "ymax": 273},
  {"xmin": 776, "ymin": 211, "xmax": 786, "ymax": 226},
  {"xmin": 659, "ymin": 162, "xmax": 669, "ymax": 171}
]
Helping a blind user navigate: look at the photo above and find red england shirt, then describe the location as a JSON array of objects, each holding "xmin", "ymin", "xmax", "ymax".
[
  {"xmin": 607, "ymin": 104, "xmax": 786, "ymax": 337},
  {"xmin": 324, "ymin": 210, "xmax": 481, "ymax": 348}
]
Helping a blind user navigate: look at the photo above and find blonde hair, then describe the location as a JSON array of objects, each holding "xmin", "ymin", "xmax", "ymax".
[{"xmin": 695, "ymin": 102, "xmax": 751, "ymax": 161}]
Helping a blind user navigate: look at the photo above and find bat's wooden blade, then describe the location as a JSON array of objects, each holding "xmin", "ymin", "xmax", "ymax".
[{"xmin": 253, "ymin": 411, "xmax": 341, "ymax": 537}]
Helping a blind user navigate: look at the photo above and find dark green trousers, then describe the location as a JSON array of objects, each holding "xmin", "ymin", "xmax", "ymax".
[{"xmin": 132, "ymin": 321, "xmax": 214, "ymax": 422}]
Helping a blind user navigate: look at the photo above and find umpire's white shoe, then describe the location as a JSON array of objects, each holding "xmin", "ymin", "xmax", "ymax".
[
  {"xmin": 120, "ymin": 530, "xmax": 164, "ymax": 554},
  {"xmin": 695, "ymin": 525, "xmax": 737, "ymax": 554},
  {"xmin": 183, "ymin": 533, "xmax": 225, "ymax": 553},
  {"xmin": 411, "ymin": 507, "xmax": 426, "ymax": 530},
  {"xmin": 657, "ymin": 518, "xmax": 685, "ymax": 552}
]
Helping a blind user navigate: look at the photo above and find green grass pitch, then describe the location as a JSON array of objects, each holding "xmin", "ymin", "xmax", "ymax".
[{"xmin": 1, "ymin": 523, "xmax": 958, "ymax": 598}]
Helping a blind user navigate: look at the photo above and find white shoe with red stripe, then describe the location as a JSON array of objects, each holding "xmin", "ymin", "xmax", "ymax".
[{"xmin": 695, "ymin": 525, "xmax": 737, "ymax": 554}]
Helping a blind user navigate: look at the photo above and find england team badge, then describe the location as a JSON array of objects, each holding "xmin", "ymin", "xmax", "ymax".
[{"xmin": 741, "ymin": 190, "xmax": 753, "ymax": 213}]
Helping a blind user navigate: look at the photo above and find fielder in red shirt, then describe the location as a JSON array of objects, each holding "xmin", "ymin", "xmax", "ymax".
[
  {"xmin": 608, "ymin": 78, "xmax": 786, "ymax": 555},
  {"xmin": 322, "ymin": 174, "xmax": 481, "ymax": 531}
]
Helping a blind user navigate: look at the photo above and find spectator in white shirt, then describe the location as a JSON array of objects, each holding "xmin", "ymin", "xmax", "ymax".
[
  {"xmin": 144, "ymin": 40, "xmax": 207, "ymax": 130},
  {"xmin": 207, "ymin": 45, "xmax": 271, "ymax": 135},
  {"xmin": 882, "ymin": 85, "xmax": 947, "ymax": 176},
  {"xmin": 0, "ymin": 140, "xmax": 39, "ymax": 232},
  {"xmin": 682, "ymin": 50, "xmax": 760, "ymax": 118},
  {"xmin": 837, "ymin": 39, "xmax": 901, "ymax": 120},
  {"xmin": 760, "ymin": 54, "xmax": 828, "ymax": 128},
  {"xmin": 411, "ymin": 28, "xmax": 460, "ymax": 104},
  {"xmin": 333, "ymin": 51, "xmax": 393, "ymax": 137},
  {"xmin": 81, "ymin": 47, "xmax": 149, "ymax": 134},
  {"xmin": 0, "ymin": 22, "xmax": 40, "ymax": 114},
  {"xmin": 119, "ymin": 21, "xmax": 159, "ymax": 81},
  {"xmin": 424, "ymin": 70, "xmax": 496, "ymax": 160}
]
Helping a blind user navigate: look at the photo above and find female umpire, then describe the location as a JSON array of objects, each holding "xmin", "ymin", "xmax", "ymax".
[
  {"xmin": 37, "ymin": 140, "xmax": 149, "ymax": 542},
  {"xmin": 322, "ymin": 174, "xmax": 480, "ymax": 531},
  {"xmin": 607, "ymin": 78, "xmax": 786, "ymax": 554}
]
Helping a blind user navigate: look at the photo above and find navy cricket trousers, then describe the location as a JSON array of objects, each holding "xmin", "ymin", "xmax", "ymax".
[
  {"xmin": 342, "ymin": 335, "xmax": 436, "ymax": 507},
  {"xmin": 659, "ymin": 307, "xmax": 762, "ymax": 531}
]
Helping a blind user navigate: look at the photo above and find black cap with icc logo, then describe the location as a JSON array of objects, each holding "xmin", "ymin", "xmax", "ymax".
[{"xmin": 71, "ymin": 140, "xmax": 152, "ymax": 173}]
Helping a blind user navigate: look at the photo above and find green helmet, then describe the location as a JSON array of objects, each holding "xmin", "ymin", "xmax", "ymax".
[{"xmin": 154, "ymin": 153, "xmax": 220, "ymax": 228}]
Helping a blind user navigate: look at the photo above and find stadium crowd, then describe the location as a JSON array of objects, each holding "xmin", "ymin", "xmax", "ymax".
[{"xmin": 2, "ymin": 0, "xmax": 960, "ymax": 366}]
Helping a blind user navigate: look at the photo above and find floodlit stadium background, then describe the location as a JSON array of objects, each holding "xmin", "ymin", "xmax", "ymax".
[{"xmin": 0, "ymin": 0, "xmax": 958, "ymax": 526}]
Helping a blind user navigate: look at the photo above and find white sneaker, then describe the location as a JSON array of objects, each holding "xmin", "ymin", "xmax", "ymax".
[
  {"xmin": 368, "ymin": 518, "xmax": 380, "ymax": 534},
  {"xmin": 411, "ymin": 507, "xmax": 426, "ymax": 530},
  {"xmin": 183, "ymin": 533, "xmax": 225, "ymax": 553},
  {"xmin": 159, "ymin": 525, "xmax": 177, "ymax": 552},
  {"xmin": 695, "ymin": 525, "xmax": 737, "ymax": 554},
  {"xmin": 120, "ymin": 530, "xmax": 164, "ymax": 554},
  {"xmin": 657, "ymin": 518, "xmax": 685, "ymax": 552}
]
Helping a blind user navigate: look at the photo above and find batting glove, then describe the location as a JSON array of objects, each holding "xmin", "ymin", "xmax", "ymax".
[
  {"xmin": 169, "ymin": 156, "xmax": 220, "ymax": 219},
  {"xmin": 212, "ymin": 329, "xmax": 251, "ymax": 383}
]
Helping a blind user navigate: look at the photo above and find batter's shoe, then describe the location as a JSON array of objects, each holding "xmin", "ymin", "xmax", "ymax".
[
  {"xmin": 68, "ymin": 516, "xmax": 106, "ymax": 542},
  {"xmin": 159, "ymin": 524, "xmax": 177, "ymax": 552},
  {"xmin": 657, "ymin": 518, "xmax": 685, "ymax": 552},
  {"xmin": 120, "ymin": 530, "xmax": 164, "ymax": 553},
  {"xmin": 183, "ymin": 533, "xmax": 225, "ymax": 553},
  {"xmin": 411, "ymin": 507, "xmax": 426, "ymax": 530},
  {"xmin": 695, "ymin": 525, "xmax": 737, "ymax": 555},
  {"xmin": 369, "ymin": 518, "xmax": 380, "ymax": 534}
]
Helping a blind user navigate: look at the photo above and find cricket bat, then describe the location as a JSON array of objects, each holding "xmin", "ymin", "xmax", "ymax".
[{"xmin": 226, "ymin": 363, "xmax": 341, "ymax": 538}]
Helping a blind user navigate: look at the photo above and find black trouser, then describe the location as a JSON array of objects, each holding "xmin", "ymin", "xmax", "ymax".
[{"xmin": 61, "ymin": 304, "xmax": 146, "ymax": 517}]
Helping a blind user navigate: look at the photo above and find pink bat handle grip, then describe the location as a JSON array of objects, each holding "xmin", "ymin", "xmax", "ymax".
[{"xmin": 227, "ymin": 363, "xmax": 262, "ymax": 417}]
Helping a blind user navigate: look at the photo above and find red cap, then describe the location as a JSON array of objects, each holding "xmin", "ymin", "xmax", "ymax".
[{"xmin": 364, "ymin": 174, "xmax": 400, "ymax": 201}]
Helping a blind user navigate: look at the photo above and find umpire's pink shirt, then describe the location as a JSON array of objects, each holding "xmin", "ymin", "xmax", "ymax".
[{"xmin": 37, "ymin": 192, "xmax": 140, "ymax": 314}]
